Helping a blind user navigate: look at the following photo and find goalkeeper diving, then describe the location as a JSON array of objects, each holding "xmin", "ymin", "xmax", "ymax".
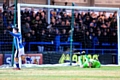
[{"xmin": 78, "ymin": 51, "xmax": 101, "ymax": 68}]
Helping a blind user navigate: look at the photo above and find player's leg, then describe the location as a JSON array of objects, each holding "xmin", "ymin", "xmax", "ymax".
[
  {"xmin": 79, "ymin": 55, "xmax": 90, "ymax": 68},
  {"xmin": 14, "ymin": 49, "xmax": 20, "ymax": 70},
  {"xmin": 94, "ymin": 61, "xmax": 101, "ymax": 68},
  {"xmin": 19, "ymin": 56, "xmax": 22, "ymax": 68},
  {"xmin": 18, "ymin": 48, "xmax": 25, "ymax": 68},
  {"xmin": 82, "ymin": 54, "xmax": 91, "ymax": 68},
  {"xmin": 78, "ymin": 56, "xmax": 83, "ymax": 67},
  {"xmin": 82, "ymin": 62, "xmax": 90, "ymax": 68}
]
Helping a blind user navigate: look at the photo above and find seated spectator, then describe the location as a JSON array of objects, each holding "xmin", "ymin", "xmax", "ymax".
[
  {"xmin": 22, "ymin": 22, "xmax": 32, "ymax": 35},
  {"xmin": 101, "ymin": 31, "xmax": 108, "ymax": 43},
  {"xmin": 96, "ymin": 30, "xmax": 102, "ymax": 48},
  {"xmin": 31, "ymin": 30, "xmax": 37, "ymax": 41},
  {"xmin": 37, "ymin": 29, "xmax": 46, "ymax": 52},
  {"xmin": 110, "ymin": 31, "xmax": 117, "ymax": 44},
  {"xmin": 85, "ymin": 31, "xmax": 93, "ymax": 48},
  {"xmin": 3, "ymin": 1, "xmax": 7, "ymax": 11},
  {"xmin": 54, "ymin": 29, "xmax": 60, "ymax": 51},
  {"xmin": 61, "ymin": 29, "xmax": 68, "ymax": 42},
  {"xmin": 92, "ymin": 33, "xmax": 99, "ymax": 44},
  {"xmin": 110, "ymin": 18, "xmax": 117, "ymax": 30},
  {"xmin": 65, "ymin": 20, "xmax": 70, "ymax": 26},
  {"xmin": 38, "ymin": 29, "xmax": 47, "ymax": 42},
  {"xmin": 25, "ymin": 32, "xmax": 33, "ymax": 42},
  {"xmin": 83, "ymin": 16, "xmax": 91, "ymax": 27}
]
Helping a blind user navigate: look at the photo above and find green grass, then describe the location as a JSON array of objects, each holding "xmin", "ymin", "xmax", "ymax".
[{"xmin": 0, "ymin": 66, "xmax": 120, "ymax": 80}]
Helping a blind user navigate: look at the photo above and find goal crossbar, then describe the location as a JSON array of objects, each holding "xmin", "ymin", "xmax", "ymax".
[{"xmin": 18, "ymin": 3, "xmax": 119, "ymax": 11}]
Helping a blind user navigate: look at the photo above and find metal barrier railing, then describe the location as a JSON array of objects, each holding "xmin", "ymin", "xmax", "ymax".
[
  {"xmin": 0, "ymin": 42, "xmax": 117, "ymax": 53},
  {"xmin": 27, "ymin": 42, "xmax": 82, "ymax": 51}
]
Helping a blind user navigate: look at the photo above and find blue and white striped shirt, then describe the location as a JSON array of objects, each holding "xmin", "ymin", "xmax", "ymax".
[{"xmin": 9, "ymin": 32, "xmax": 24, "ymax": 49}]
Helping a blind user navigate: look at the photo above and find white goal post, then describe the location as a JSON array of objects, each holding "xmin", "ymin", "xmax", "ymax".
[{"xmin": 17, "ymin": 3, "xmax": 120, "ymax": 66}]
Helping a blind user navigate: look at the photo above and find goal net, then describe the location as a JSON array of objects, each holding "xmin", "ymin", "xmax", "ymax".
[{"xmin": 16, "ymin": 3, "xmax": 120, "ymax": 66}]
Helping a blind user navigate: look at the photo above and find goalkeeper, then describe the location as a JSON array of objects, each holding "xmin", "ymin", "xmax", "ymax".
[{"xmin": 79, "ymin": 51, "xmax": 101, "ymax": 68}]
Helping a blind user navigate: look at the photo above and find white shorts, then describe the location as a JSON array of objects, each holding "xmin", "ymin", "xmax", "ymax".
[
  {"xmin": 19, "ymin": 48, "xmax": 25, "ymax": 57},
  {"xmin": 15, "ymin": 48, "xmax": 25, "ymax": 57}
]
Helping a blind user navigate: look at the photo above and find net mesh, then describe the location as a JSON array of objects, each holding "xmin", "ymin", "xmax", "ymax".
[
  {"xmin": 18, "ymin": 7, "xmax": 117, "ymax": 64},
  {"xmin": 19, "ymin": 7, "xmax": 118, "ymax": 53},
  {"xmin": 0, "ymin": 4, "xmax": 118, "ymax": 65}
]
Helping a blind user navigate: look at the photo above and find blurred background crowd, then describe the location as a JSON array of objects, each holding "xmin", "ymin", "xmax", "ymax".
[{"xmin": 0, "ymin": 1, "xmax": 118, "ymax": 52}]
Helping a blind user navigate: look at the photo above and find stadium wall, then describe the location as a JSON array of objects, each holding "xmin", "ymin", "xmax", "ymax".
[
  {"xmin": 0, "ymin": 53, "xmax": 43, "ymax": 66},
  {"xmin": 6, "ymin": 0, "xmax": 120, "ymax": 7},
  {"xmin": 95, "ymin": 0, "xmax": 120, "ymax": 7},
  {"xmin": 54, "ymin": 0, "xmax": 120, "ymax": 7},
  {"xmin": 42, "ymin": 52, "xmax": 117, "ymax": 64},
  {"xmin": 0, "ymin": 52, "xmax": 117, "ymax": 66},
  {"xmin": 10, "ymin": 0, "xmax": 46, "ymax": 4},
  {"xmin": 2, "ymin": 0, "xmax": 120, "ymax": 8}
]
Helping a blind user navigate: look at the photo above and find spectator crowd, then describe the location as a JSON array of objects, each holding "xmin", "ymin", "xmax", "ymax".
[{"xmin": 0, "ymin": 2, "xmax": 118, "ymax": 51}]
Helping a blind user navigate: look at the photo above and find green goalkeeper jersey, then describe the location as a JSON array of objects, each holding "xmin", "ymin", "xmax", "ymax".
[
  {"xmin": 89, "ymin": 59, "xmax": 101, "ymax": 68},
  {"xmin": 79, "ymin": 55, "xmax": 101, "ymax": 68}
]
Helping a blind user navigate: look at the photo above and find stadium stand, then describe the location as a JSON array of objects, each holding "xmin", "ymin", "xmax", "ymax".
[{"xmin": 0, "ymin": 2, "xmax": 118, "ymax": 53}]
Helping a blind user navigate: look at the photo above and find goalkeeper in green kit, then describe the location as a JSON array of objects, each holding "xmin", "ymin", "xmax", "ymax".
[{"xmin": 78, "ymin": 51, "xmax": 101, "ymax": 68}]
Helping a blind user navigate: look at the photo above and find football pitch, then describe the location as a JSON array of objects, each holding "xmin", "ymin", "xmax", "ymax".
[{"xmin": 0, "ymin": 66, "xmax": 120, "ymax": 80}]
